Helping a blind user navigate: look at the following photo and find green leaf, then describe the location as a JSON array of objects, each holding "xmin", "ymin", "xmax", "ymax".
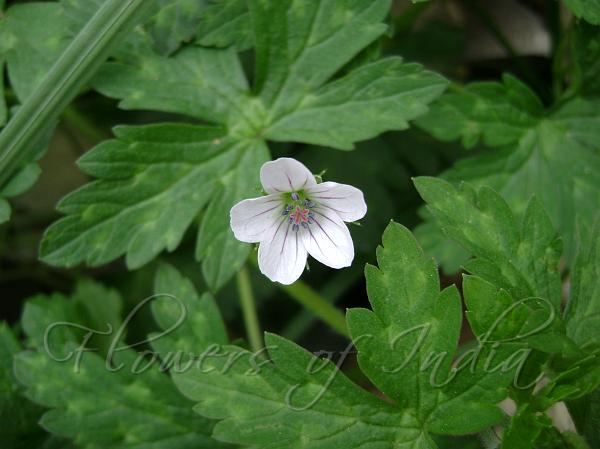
[
  {"xmin": 347, "ymin": 223, "xmax": 512, "ymax": 434},
  {"xmin": 94, "ymin": 46, "xmax": 253, "ymax": 126},
  {"xmin": 147, "ymin": 0, "xmax": 208, "ymax": 55},
  {"xmin": 416, "ymin": 74, "xmax": 543, "ymax": 149},
  {"xmin": 20, "ymin": 280, "xmax": 122, "ymax": 355},
  {"xmin": 1, "ymin": 2, "xmax": 71, "ymax": 101},
  {"xmin": 416, "ymin": 73, "xmax": 600, "ymax": 268},
  {"xmin": 43, "ymin": 0, "xmax": 447, "ymax": 289},
  {"xmin": 252, "ymin": 0, "xmax": 389, "ymax": 110},
  {"xmin": 414, "ymin": 177, "xmax": 562, "ymax": 308},
  {"xmin": 264, "ymin": 58, "xmax": 448, "ymax": 150},
  {"xmin": 451, "ymin": 101, "xmax": 599, "ymax": 261},
  {"xmin": 40, "ymin": 125, "xmax": 266, "ymax": 273},
  {"xmin": 151, "ymin": 262, "xmax": 229, "ymax": 355},
  {"xmin": 177, "ymin": 332, "xmax": 433, "ymax": 449},
  {"xmin": 0, "ymin": 0, "xmax": 5, "ymax": 125},
  {"xmin": 196, "ymin": 0, "xmax": 253, "ymax": 50},
  {"xmin": 162, "ymin": 264, "xmax": 429, "ymax": 447},
  {"xmin": 413, "ymin": 220, "xmax": 469, "ymax": 274},
  {"xmin": 563, "ymin": 0, "xmax": 600, "ymax": 25},
  {"xmin": 1, "ymin": 163, "xmax": 41, "ymax": 197},
  {"xmin": 0, "ymin": 323, "xmax": 55, "ymax": 449},
  {"xmin": 565, "ymin": 221, "xmax": 600, "ymax": 348},
  {"xmin": 72, "ymin": 279, "xmax": 124, "ymax": 355},
  {"xmin": 14, "ymin": 282, "xmax": 229, "ymax": 449},
  {"xmin": 501, "ymin": 403, "xmax": 550, "ymax": 449},
  {"xmin": 195, "ymin": 140, "xmax": 269, "ymax": 290},
  {"xmin": 169, "ymin": 225, "xmax": 519, "ymax": 448},
  {"xmin": 543, "ymin": 347, "xmax": 600, "ymax": 403}
]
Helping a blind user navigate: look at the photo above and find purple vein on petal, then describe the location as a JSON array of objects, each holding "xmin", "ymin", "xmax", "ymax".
[
  {"xmin": 240, "ymin": 204, "xmax": 282, "ymax": 238},
  {"xmin": 308, "ymin": 226, "xmax": 327, "ymax": 254},
  {"xmin": 312, "ymin": 209, "xmax": 346, "ymax": 230},
  {"xmin": 285, "ymin": 173, "xmax": 294, "ymax": 190},
  {"xmin": 294, "ymin": 231, "xmax": 299, "ymax": 265},
  {"xmin": 268, "ymin": 216, "xmax": 287, "ymax": 246},
  {"xmin": 314, "ymin": 203, "xmax": 353, "ymax": 216},
  {"xmin": 310, "ymin": 195, "xmax": 348, "ymax": 200},
  {"xmin": 280, "ymin": 221, "xmax": 291, "ymax": 255},
  {"xmin": 247, "ymin": 204, "xmax": 280, "ymax": 220},
  {"xmin": 311, "ymin": 216, "xmax": 339, "ymax": 248}
]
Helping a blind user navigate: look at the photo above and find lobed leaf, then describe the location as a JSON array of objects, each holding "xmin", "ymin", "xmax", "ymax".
[
  {"xmin": 94, "ymin": 46, "xmax": 253, "ymax": 127},
  {"xmin": 416, "ymin": 74, "xmax": 543, "ymax": 149},
  {"xmin": 416, "ymin": 72, "xmax": 600, "ymax": 270},
  {"xmin": 150, "ymin": 262, "xmax": 229, "ymax": 355},
  {"xmin": 41, "ymin": 0, "xmax": 447, "ymax": 289},
  {"xmin": 14, "ymin": 280, "xmax": 229, "ymax": 449},
  {"xmin": 251, "ymin": 0, "xmax": 392, "ymax": 113},
  {"xmin": 1, "ymin": 2, "xmax": 72, "ymax": 101},
  {"xmin": 565, "ymin": 221, "xmax": 600, "ymax": 348},
  {"xmin": 0, "ymin": 323, "xmax": 58, "ymax": 448},
  {"xmin": 169, "ymin": 225, "xmax": 519, "ymax": 447},
  {"xmin": 196, "ymin": 0, "xmax": 253, "ymax": 50},
  {"xmin": 414, "ymin": 177, "xmax": 562, "ymax": 307},
  {"xmin": 347, "ymin": 223, "xmax": 512, "ymax": 434},
  {"xmin": 147, "ymin": 0, "xmax": 209, "ymax": 55},
  {"xmin": 265, "ymin": 58, "xmax": 447, "ymax": 150},
  {"xmin": 40, "ymin": 124, "xmax": 268, "ymax": 287}
]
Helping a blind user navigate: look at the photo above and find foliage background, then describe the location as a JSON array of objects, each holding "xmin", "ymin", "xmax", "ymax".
[{"xmin": 0, "ymin": 1, "xmax": 598, "ymax": 448}]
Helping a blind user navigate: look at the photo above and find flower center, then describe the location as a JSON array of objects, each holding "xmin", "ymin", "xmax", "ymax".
[{"xmin": 282, "ymin": 194, "xmax": 316, "ymax": 232}]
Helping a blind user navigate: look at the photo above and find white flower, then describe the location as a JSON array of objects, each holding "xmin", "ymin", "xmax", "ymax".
[{"xmin": 230, "ymin": 158, "xmax": 367, "ymax": 285}]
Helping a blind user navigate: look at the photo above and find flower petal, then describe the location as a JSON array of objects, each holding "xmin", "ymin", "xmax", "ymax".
[
  {"xmin": 230, "ymin": 194, "xmax": 283, "ymax": 243},
  {"xmin": 302, "ymin": 207, "xmax": 354, "ymax": 269},
  {"xmin": 306, "ymin": 181, "xmax": 367, "ymax": 222},
  {"xmin": 260, "ymin": 158, "xmax": 317, "ymax": 194},
  {"xmin": 258, "ymin": 218, "xmax": 308, "ymax": 284}
]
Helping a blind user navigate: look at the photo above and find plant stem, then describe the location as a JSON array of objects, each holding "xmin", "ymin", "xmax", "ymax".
[
  {"xmin": 236, "ymin": 266, "xmax": 263, "ymax": 353},
  {"xmin": 282, "ymin": 265, "xmax": 360, "ymax": 340},
  {"xmin": 247, "ymin": 253, "xmax": 350, "ymax": 337},
  {"xmin": 0, "ymin": 0, "xmax": 149, "ymax": 186},
  {"xmin": 279, "ymin": 280, "xmax": 350, "ymax": 338}
]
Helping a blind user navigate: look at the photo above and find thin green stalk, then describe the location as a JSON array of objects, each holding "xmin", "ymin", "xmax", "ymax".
[
  {"xmin": 282, "ymin": 265, "xmax": 361, "ymax": 340},
  {"xmin": 279, "ymin": 280, "xmax": 350, "ymax": 339},
  {"xmin": 0, "ymin": 0, "xmax": 149, "ymax": 186},
  {"xmin": 236, "ymin": 266, "xmax": 263, "ymax": 353},
  {"xmin": 247, "ymin": 253, "xmax": 350, "ymax": 337}
]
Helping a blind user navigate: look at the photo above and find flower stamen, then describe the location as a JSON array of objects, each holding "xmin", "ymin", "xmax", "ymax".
[{"xmin": 287, "ymin": 197, "xmax": 316, "ymax": 232}]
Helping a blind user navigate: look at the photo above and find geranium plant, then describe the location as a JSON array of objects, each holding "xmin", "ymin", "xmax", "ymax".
[{"xmin": 0, "ymin": 1, "xmax": 598, "ymax": 448}]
